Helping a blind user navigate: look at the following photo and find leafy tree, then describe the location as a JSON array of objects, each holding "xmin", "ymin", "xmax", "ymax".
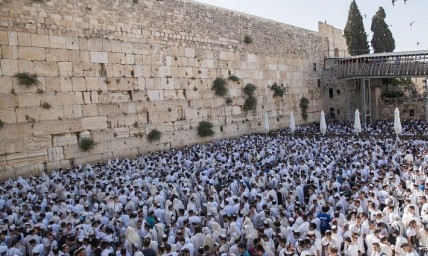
[
  {"xmin": 344, "ymin": 0, "xmax": 370, "ymax": 56},
  {"xmin": 371, "ymin": 7, "xmax": 395, "ymax": 53}
]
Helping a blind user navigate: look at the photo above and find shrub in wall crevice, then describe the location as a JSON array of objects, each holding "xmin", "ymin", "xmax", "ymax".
[{"xmin": 197, "ymin": 121, "xmax": 214, "ymax": 137}]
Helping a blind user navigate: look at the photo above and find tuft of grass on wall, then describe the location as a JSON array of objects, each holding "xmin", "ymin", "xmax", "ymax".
[
  {"xmin": 212, "ymin": 78, "xmax": 228, "ymax": 97},
  {"xmin": 14, "ymin": 73, "xmax": 40, "ymax": 87},
  {"xmin": 197, "ymin": 121, "xmax": 214, "ymax": 137},
  {"xmin": 270, "ymin": 82, "xmax": 285, "ymax": 97},
  {"xmin": 79, "ymin": 138, "xmax": 95, "ymax": 152},
  {"xmin": 147, "ymin": 129, "xmax": 161, "ymax": 142}
]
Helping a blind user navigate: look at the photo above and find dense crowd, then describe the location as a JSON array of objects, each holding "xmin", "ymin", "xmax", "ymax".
[{"xmin": 1, "ymin": 121, "xmax": 428, "ymax": 256}]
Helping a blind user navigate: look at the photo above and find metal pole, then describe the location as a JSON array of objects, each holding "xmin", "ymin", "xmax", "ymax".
[
  {"xmin": 426, "ymin": 78, "xmax": 428, "ymax": 121},
  {"xmin": 361, "ymin": 78, "xmax": 366, "ymax": 129}
]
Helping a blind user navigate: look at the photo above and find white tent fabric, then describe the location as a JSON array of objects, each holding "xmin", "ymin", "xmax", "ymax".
[
  {"xmin": 289, "ymin": 112, "xmax": 296, "ymax": 133},
  {"xmin": 394, "ymin": 107, "xmax": 402, "ymax": 135},
  {"xmin": 354, "ymin": 109, "xmax": 362, "ymax": 134},
  {"xmin": 320, "ymin": 111, "xmax": 327, "ymax": 135},
  {"xmin": 263, "ymin": 112, "xmax": 269, "ymax": 133}
]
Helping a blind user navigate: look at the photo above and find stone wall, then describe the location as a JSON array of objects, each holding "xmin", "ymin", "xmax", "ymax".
[{"xmin": 0, "ymin": 0, "xmax": 342, "ymax": 178}]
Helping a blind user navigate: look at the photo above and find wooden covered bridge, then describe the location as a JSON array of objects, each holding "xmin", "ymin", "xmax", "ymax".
[{"xmin": 338, "ymin": 50, "xmax": 428, "ymax": 79}]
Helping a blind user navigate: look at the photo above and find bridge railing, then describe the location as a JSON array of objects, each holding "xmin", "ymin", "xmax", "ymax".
[{"xmin": 337, "ymin": 51, "xmax": 428, "ymax": 79}]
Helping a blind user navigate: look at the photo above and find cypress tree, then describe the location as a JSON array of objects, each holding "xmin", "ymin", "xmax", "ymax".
[
  {"xmin": 344, "ymin": 0, "xmax": 370, "ymax": 56},
  {"xmin": 371, "ymin": 7, "xmax": 395, "ymax": 53}
]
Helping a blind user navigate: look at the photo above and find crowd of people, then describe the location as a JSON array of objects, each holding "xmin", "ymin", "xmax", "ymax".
[{"xmin": 1, "ymin": 120, "xmax": 428, "ymax": 256}]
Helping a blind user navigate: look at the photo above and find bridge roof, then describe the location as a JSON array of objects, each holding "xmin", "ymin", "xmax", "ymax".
[{"xmin": 343, "ymin": 50, "xmax": 428, "ymax": 60}]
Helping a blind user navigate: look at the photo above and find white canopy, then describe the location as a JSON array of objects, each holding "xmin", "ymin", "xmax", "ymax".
[
  {"xmin": 354, "ymin": 109, "xmax": 362, "ymax": 134},
  {"xmin": 394, "ymin": 107, "xmax": 402, "ymax": 135},
  {"xmin": 289, "ymin": 112, "xmax": 296, "ymax": 133},
  {"xmin": 320, "ymin": 111, "xmax": 327, "ymax": 135}
]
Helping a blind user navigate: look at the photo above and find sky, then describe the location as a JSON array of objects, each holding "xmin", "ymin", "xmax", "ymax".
[{"xmin": 193, "ymin": 0, "xmax": 427, "ymax": 52}]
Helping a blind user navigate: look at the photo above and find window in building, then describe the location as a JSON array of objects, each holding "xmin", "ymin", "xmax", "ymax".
[
  {"xmin": 329, "ymin": 88, "xmax": 333, "ymax": 98},
  {"xmin": 409, "ymin": 109, "xmax": 415, "ymax": 117},
  {"xmin": 317, "ymin": 79, "xmax": 321, "ymax": 88},
  {"xmin": 337, "ymin": 109, "xmax": 341, "ymax": 115},
  {"xmin": 336, "ymin": 89, "xmax": 340, "ymax": 95},
  {"xmin": 330, "ymin": 108, "xmax": 335, "ymax": 118},
  {"xmin": 313, "ymin": 63, "xmax": 317, "ymax": 71}
]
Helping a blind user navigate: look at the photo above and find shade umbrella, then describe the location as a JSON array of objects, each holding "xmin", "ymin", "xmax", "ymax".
[
  {"xmin": 394, "ymin": 107, "xmax": 402, "ymax": 135},
  {"xmin": 263, "ymin": 112, "xmax": 269, "ymax": 133},
  {"xmin": 320, "ymin": 111, "xmax": 327, "ymax": 135},
  {"xmin": 289, "ymin": 112, "xmax": 296, "ymax": 133},
  {"xmin": 354, "ymin": 109, "xmax": 362, "ymax": 134}
]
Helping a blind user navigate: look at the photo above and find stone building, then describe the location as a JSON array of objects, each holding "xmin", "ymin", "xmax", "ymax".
[{"xmin": 0, "ymin": 0, "xmax": 348, "ymax": 178}]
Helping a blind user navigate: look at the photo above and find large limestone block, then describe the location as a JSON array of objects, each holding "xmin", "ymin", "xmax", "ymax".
[
  {"xmin": 31, "ymin": 34, "xmax": 49, "ymax": 48},
  {"xmin": 110, "ymin": 92, "xmax": 131, "ymax": 103},
  {"xmin": 8, "ymin": 32, "xmax": 17, "ymax": 46},
  {"xmin": 184, "ymin": 108, "xmax": 198, "ymax": 120},
  {"xmin": 0, "ymin": 76, "xmax": 12, "ymax": 94},
  {"xmin": 81, "ymin": 116, "xmax": 107, "ymax": 130},
  {"xmin": 0, "ymin": 108, "xmax": 16, "ymax": 123},
  {"xmin": 90, "ymin": 51, "xmax": 108, "ymax": 64},
  {"xmin": 48, "ymin": 147, "xmax": 64, "ymax": 162},
  {"xmin": 32, "ymin": 119, "xmax": 82, "ymax": 136},
  {"xmin": 1, "ymin": 59, "xmax": 18, "ymax": 75},
  {"xmin": 34, "ymin": 61, "xmax": 58, "ymax": 77},
  {"xmin": 49, "ymin": 36, "xmax": 66, "ymax": 49},
  {"xmin": 0, "ymin": 31, "xmax": 8, "ymax": 45},
  {"xmin": 2, "ymin": 45, "xmax": 18, "ymax": 59},
  {"xmin": 53, "ymin": 134, "xmax": 78, "ymax": 147},
  {"xmin": 6, "ymin": 150, "xmax": 47, "ymax": 167},
  {"xmin": 83, "ymin": 104, "xmax": 98, "ymax": 117},
  {"xmin": 85, "ymin": 77, "xmax": 99, "ymax": 91},
  {"xmin": 66, "ymin": 37, "xmax": 79, "ymax": 50},
  {"xmin": 58, "ymin": 62, "xmax": 73, "ymax": 77},
  {"xmin": 18, "ymin": 47, "xmax": 45, "ymax": 61},
  {"xmin": 87, "ymin": 38, "xmax": 102, "ymax": 51},
  {"xmin": 72, "ymin": 77, "xmax": 86, "ymax": 91},
  {"xmin": 17, "ymin": 93, "xmax": 41, "ymax": 107},
  {"xmin": 26, "ymin": 136, "xmax": 52, "ymax": 151},
  {"xmin": 185, "ymin": 47, "xmax": 196, "ymax": 58}
]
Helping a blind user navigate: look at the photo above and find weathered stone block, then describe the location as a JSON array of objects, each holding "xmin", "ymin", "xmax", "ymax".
[
  {"xmin": 17, "ymin": 33, "xmax": 31, "ymax": 46},
  {"xmin": 8, "ymin": 32, "xmax": 17, "ymax": 46},
  {"xmin": 48, "ymin": 147, "xmax": 64, "ymax": 162},
  {"xmin": 49, "ymin": 36, "xmax": 66, "ymax": 49},
  {"xmin": 31, "ymin": 34, "xmax": 49, "ymax": 48},
  {"xmin": 0, "ymin": 31, "xmax": 8, "ymax": 45},
  {"xmin": 87, "ymin": 38, "xmax": 102, "ymax": 51},
  {"xmin": 90, "ymin": 51, "xmax": 108, "ymax": 64},
  {"xmin": 85, "ymin": 77, "xmax": 99, "ymax": 91},
  {"xmin": 81, "ymin": 116, "xmax": 107, "ymax": 130},
  {"xmin": 18, "ymin": 47, "xmax": 45, "ymax": 61},
  {"xmin": 66, "ymin": 37, "xmax": 79, "ymax": 50},
  {"xmin": 0, "ymin": 108, "xmax": 16, "ymax": 123},
  {"xmin": 33, "ymin": 61, "xmax": 58, "ymax": 76},
  {"xmin": 53, "ymin": 134, "xmax": 78, "ymax": 147},
  {"xmin": 1, "ymin": 59, "xmax": 18, "ymax": 75},
  {"xmin": 72, "ymin": 77, "xmax": 86, "ymax": 91},
  {"xmin": 1, "ymin": 45, "xmax": 18, "ymax": 59},
  {"xmin": 83, "ymin": 104, "xmax": 98, "ymax": 117},
  {"xmin": 58, "ymin": 62, "xmax": 73, "ymax": 77}
]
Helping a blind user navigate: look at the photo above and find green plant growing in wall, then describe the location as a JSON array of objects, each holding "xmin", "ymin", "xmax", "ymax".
[
  {"xmin": 133, "ymin": 0, "xmax": 138, "ymax": 3},
  {"xmin": 0, "ymin": 119, "xmax": 4, "ymax": 129},
  {"xmin": 300, "ymin": 97, "xmax": 310, "ymax": 121},
  {"xmin": 41, "ymin": 102, "xmax": 51, "ymax": 109},
  {"xmin": 243, "ymin": 83, "xmax": 257, "ymax": 96},
  {"xmin": 197, "ymin": 121, "xmax": 214, "ymax": 137},
  {"xmin": 228, "ymin": 75, "xmax": 240, "ymax": 83},
  {"xmin": 225, "ymin": 97, "xmax": 233, "ymax": 105},
  {"xmin": 243, "ymin": 96, "xmax": 257, "ymax": 111},
  {"xmin": 14, "ymin": 73, "xmax": 40, "ymax": 87},
  {"xmin": 147, "ymin": 129, "xmax": 161, "ymax": 142},
  {"xmin": 270, "ymin": 83, "xmax": 285, "ymax": 97},
  {"xmin": 244, "ymin": 35, "xmax": 253, "ymax": 44},
  {"xmin": 212, "ymin": 78, "xmax": 228, "ymax": 96},
  {"xmin": 79, "ymin": 137, "xmax": 95, "ymax": 152},
  {"xmin": 242, "ymin": 83, "xmax": 257, "ymax": 112}
]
